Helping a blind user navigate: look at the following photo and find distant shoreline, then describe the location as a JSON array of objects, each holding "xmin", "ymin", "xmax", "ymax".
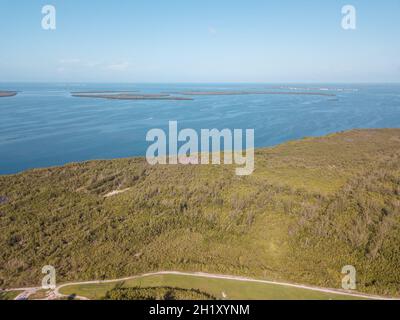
[
  {"xmin": 70, "ymin": 90, "xmax": 140, "ymax": 94},
  {"xmin": 175, "ymin": 91, "xmax": 336, "ymax": 97},
  {"xmin": 71, "ymin": 92, "xmax": 193, "ymax": 101},
  {"xmin": 72, "ymin": 90, "xmax": 336, "ymax": 100},
  {"xmin": 0, "ymin": 91, "xmax": 17, "ymax": 97},
  {"xmin": 2, "ymin": 128, "xmax": 397, "ymax": 176}
]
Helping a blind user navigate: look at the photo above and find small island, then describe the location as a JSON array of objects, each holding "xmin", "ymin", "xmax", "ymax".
[
  {"xmin": 71, "ymin": 90, "xmax": 336, "ymax": 101},
  {"xmin": 71, "ymin": 92, "xmax": 193, "ymax": 101},
  {"xmin": 70, "ymin": 90, "xmax": 140, "ymax": 94},
  {"xmin": 175, "ymin": 91, "xmax": 336, "ymax": 97},
  {"xmin": 0, "ymin": 91, "xmax": 17, "ymax": 97}
]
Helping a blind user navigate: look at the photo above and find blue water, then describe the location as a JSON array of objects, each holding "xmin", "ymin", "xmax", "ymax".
[{"xmin": 1, "ymin": 83, "xmax": 400, "ymax": 175}]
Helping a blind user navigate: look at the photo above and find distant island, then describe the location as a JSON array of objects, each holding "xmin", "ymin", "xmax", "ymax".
[
  {"xmin": 167, "ymin": 91, "xmax": 336, "ymax": 97},
  {"xmin": 71, "ymin": 92, "xmax": 193, "ymax": 101},
  {"xmin": 0, "ymin": 91, "xmax": 17, "ymax": 97},
  {"xmin": 72, "ymin": 90, "xmax": 336, "ymax": 101},
  {"xmin": 70, "ymin": 91, "xmax": 140, "ymax": 94}
]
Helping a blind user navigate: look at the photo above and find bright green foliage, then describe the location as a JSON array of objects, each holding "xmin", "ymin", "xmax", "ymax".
[
  {"xmin": 0, "ymin": 290, "xmax": 22, "ymax": 300},
  {"xmin": 104, "ymin": 286, "xmax": 215, "ymax": 300}
]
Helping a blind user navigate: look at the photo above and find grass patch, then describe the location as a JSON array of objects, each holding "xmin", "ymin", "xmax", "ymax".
[
  {"xmin": 59, "ymin": 274, "xmax": 364, "ymax": 300},
  {"xmin": 0, "ymin": 290, "xmax": 22, "ymax": 300}
]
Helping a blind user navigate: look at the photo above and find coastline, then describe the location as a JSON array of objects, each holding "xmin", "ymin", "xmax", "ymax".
[
  {"xmin": 70, "ymin": 90, "xmax": 336, "ymax": 101},
  {"xmin": 1, "ymin": 127, "xmax": 397, "ymax": 176},
  {"xmin": 0, "ymin": 91, "xmax": 17, "ymax": 97},
  {"xmin": 71, "ymin": 92, "xmax": 193, "ymax": 100},
  {"xmin": 177, "ymin": 91, "xmax": 336, "ymax": 97}
]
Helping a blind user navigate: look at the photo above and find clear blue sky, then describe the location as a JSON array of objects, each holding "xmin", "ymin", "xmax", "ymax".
[{"xmin": 0, "ymin": 0, "xmax": 399, "ymax": 82}]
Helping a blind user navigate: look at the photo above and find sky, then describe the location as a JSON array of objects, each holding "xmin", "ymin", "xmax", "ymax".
[{"xmin": 0, "ymin": 0, "xmax": 399, "ymax": 83}]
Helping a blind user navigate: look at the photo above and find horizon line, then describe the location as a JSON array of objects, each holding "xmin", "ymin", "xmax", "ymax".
[{"xmin": 1, "ymin": 81, "xmax": 400, "ymax": 85}]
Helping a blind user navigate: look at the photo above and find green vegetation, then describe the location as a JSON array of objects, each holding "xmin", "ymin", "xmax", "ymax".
[
  {"xmin": 1, "ymin": 129, "xmax": 399, "ymax": 297},
  {"xmin": 0, "ymin": 290, "xmax": 22, "ymax": 300},
  {"xmin": 60, "ymin": 274, "xmax": 363, "ymax": 300},
  {"xmin": 104, "ymin": 285, "xmax": 215, "ymax": 300},
  {"xmin": 27, "ymin": 289, "xmax": 50, "ymax": 300}
]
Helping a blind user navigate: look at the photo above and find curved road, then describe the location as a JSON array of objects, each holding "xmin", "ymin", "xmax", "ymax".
[
  {"xmin": 5, "ymin": 271, "xmax": 398, "ymax": 300},
  {"xmin": 54, "ymin": 271, "xmax": 398, "ymax": 300}
]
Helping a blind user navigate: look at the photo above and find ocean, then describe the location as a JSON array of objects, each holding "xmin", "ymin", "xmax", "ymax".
[{"xmin": 0, "ymin": 83, "xmax": 400, "ymax": 175}]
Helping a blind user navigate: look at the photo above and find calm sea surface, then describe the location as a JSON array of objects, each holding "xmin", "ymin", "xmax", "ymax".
[{"xmin": 1, "ymin": 83, "xmax": 400, "ymax": 174}]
